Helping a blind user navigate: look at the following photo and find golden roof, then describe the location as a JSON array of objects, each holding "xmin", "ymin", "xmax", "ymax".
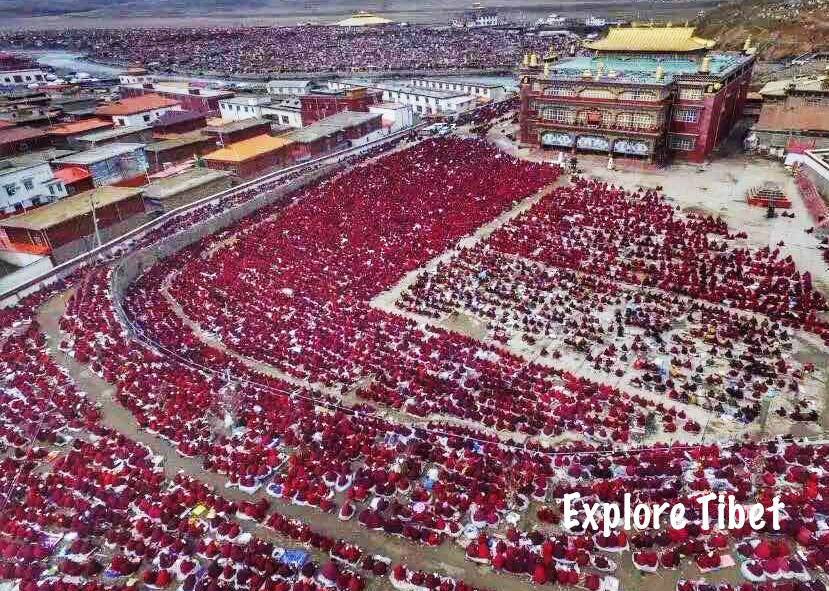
[
  {"xmin": 584, "ymin": 26, "xmax": 716, "ymax": 53},
  {"xmin": 335, "ymin": 12, "xmax": 394, "ymax": 26},
  {"xmin": 203, "ymin": 134, "xmax": 294, "ymax": 163}
]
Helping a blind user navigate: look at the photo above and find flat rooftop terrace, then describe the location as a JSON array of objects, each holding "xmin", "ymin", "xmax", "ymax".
[{"xmin": 546, "ymin": 53, "xmax": 749, "ymax": 84}]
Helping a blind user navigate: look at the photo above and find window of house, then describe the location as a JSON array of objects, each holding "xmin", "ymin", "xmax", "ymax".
[
  {"xmin": 544, "ymin": 86, "xmax": 574, "ymax": 97},
  {"xmin": 542, "ymin": 108, "xmax": 572, "ymax": 123},
  {"xmin": 670, "ymin": 135, "xmax": 696, "ymax": 151},
  {"xmin": 679, "ymin": 87, "xmax": 703, "ymax": 101},
  {"xmin": 674, "ymin": 108, "xmax": 699, "ymax": 123},
  {"xmin": 630, "ymin": 112, "xmax": 654, "ymax": 128},
  {"xmin": 22, "ymin": 178, "xmax": 33, "ymax": 190},
  {"xmin": 143, "ymin": 114, "xmax": 151, "ymax": 122},
  {"xmin": 48, "ymin": 184, "xmax": 55, "ymax": 195},
  {"xmin": 580, "ymin": 88, "xmax": 613, "ymax": 99},
  {"xmin": 4, "ymin": 184, "xmax": 16, "ymax": 197}
]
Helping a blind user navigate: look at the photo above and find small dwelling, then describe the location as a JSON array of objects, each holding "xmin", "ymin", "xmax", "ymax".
[
  {"xmin": 0, "ymin": 186, "xmax": 146, "ymax": 263},
  {"xmin": 203, "ymin": 134, "xmax": 296, "ymax": 177},
  {"xmin": 143, "ymin": 167, "xmax": 233, "ymax": 212}
]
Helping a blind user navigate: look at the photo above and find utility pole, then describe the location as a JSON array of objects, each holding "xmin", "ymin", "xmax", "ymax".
[{"xmin": 88, "ymin": 192, "xmax": 102, "ymax": 248}]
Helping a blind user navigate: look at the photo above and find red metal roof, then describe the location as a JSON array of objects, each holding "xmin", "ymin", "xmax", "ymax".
[
  {"xmin": 53, "ymin": 166, "xmax": 92, "ymax": 184},
  {"xmin": 96, "ymin": 94, "xmax": 181, "ymax": 117},
  {"xmin": 47, "ymin": 118, "xmax": 113, "ymax": 136}
]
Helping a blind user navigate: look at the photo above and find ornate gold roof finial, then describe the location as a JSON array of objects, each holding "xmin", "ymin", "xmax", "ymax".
[
  {"xmin": 522, "ymin": 52, "xmax": 530, "ymax": 67},
  {"xmin": 529, "ymin": 52, "xmax": 539, "ymax": 67}
]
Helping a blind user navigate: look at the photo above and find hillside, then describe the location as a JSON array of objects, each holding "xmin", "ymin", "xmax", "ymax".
[{"xmin": 697, "ymin": 0, "xmax": 829, "ymax": 60}]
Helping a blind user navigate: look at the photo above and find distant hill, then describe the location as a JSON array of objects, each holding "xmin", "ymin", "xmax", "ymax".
[{"xmin": 697, "ymin": 0, "xmax": 829, "ymax": 60}]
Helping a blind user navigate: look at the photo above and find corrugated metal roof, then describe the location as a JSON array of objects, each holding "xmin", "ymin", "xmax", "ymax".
[
  {"xmin": 314, "ymin": 111, "xmax": 381, "ymax": 128},
  {"xmin": 152, "ymin": 109, "xmax": 206, "ymax": 127},
  {"xmin": 204, "ymin": 118, "xmax": 271, "ymax": 134},
  {"xmin": 759, "ymin": 76, "xmax": 829, "ymax": 97},
  {"xmin": 53, "ymin": 166, "xmax": 92, "ymax": 184},
  {"xmin": 203, "ymin": 134, "xmax": 294, "ymax": 163},
  {"xmin": 0, "ymin": 125, "xmax": 46, "ymax": 145},
  {"xmin": 96, "ymin": 94, "xmax": 181, "ymax": 116},
  {"xmin": 0, "ymin": 186, "xmax": 143, "ymax": 231},
  {"xmin": 77, "ymin": 125, "xmax": 151, "ymax": 143},
  {"xmin": 584, "ymin": 26, "xmax": 716, "ymax": 52},
  {"xmin": 54, "ymin": 143, "xmax": 146, "ymax": 165},
  {"xmin": 756, "ymin": 104, "xmax": 829, "ymax": 133},
  {"xmin": 48, "ymin": 118, "xmax": 113, "ymax": 136},
  {"xmin": 145, "ymin": 131, "xmax": 209, "ymax": 153},
  {"xmin": 143, "ymin": 168, "xmax": 230, "ymax": 199}
]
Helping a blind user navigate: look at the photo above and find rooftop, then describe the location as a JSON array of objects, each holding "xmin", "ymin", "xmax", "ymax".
[
  {"xmin": 220, "ymin": 94, "xmax": 273, "ymax": 106},
  {"xmin": 756, "ymin": 103, "xmax": 829, "ymax": 133},
  {"xmin": 203, "ymin": 134, "xmax": 294, "ymax": 163},
  {"xmin": 545, "ymin": 53, "xmax": 748, "ymax": 84},
  {"xmin": 314, "ymin": 110, "xmax": 381, "ymax": 128},
  {"xmin": 287, "ymin": 126, "xmax": 339, "ymax": 143},
  {"xmin": 759, "ymin": 76, "xmax": 829, "ymax": 97},
  {"xmin": 584, "ymin": 25, "xmax": 717, "ymax": 53},
  {"xmin": 344, "ymin": 79, "xmax": 468, "ymax": 99},
  {"xmin": 143, "ymin": 167, "xmax": 231, "ymax": 200},
  {"xmin": 152, "ymin": 109, "xmax": 207, "ymax": 128},
  {"xmin": 53, "ymin": 166, "xmax": 92, "ymax": 184},
  {"xmin": 412, "ymin": 77, "xmax": 506, "ymax": 89},
  {"xmin": 0, "ymin": 186, "xmax": 144, "ymax": 231},
  {"xmin": 335, "ymin": 11, "xmax": 394, "ymax": 26},
  {"xmin": 267, "ymin": 80, "xmax": 312, "ymax": 88},
  {"xmin": 145, "ymin": 132, "xmax": 210, "ymax": 153},
  {"xmin": 48, "ymin": 118, "xmax": 113, "ymax": 136},
  {"xmin": 76, "ymin": 124, "xmax": 151, "ymax": 144},
  {"xmin": 122, "ymin": 82, "xmax": 234, "ymax": 99},
  {"xmin": 0, "ymin": 155, "xmax": 52, "ymax": 176},
  {"xmin": 18, "ymin": 147, "xmax": 76, "ymax": 162},
  {"xmin": 0, "ymin": 125, "xmax": 46, "ymax": 145},
  {"xmin": 54, "ymin": 143, "xmax": 146, "ymax": 166},
  {"xmin": 286, "ymin": 111, "xmax": 380, "ymax": 144},
  {"xmin": 96, "ymin": 94, "xmax": 181, "ymax": 116},
  {"xmin": 204, "ymin": 118, "xmax": 271, "ymax": 135}
]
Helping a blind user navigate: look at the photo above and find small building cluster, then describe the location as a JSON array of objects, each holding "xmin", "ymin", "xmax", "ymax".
[
  {"xmin": 746, "ymin": 72, "xmax": 829, "ymax": 157},
  {"xmin": 0, "ymin": 46, "xmax": 512, "ymax": 286}
]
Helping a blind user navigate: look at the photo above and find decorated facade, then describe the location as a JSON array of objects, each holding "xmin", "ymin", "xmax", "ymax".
[{"xmin": 519, "ymin": 26, "xmax": 756, "ymax": 163}]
